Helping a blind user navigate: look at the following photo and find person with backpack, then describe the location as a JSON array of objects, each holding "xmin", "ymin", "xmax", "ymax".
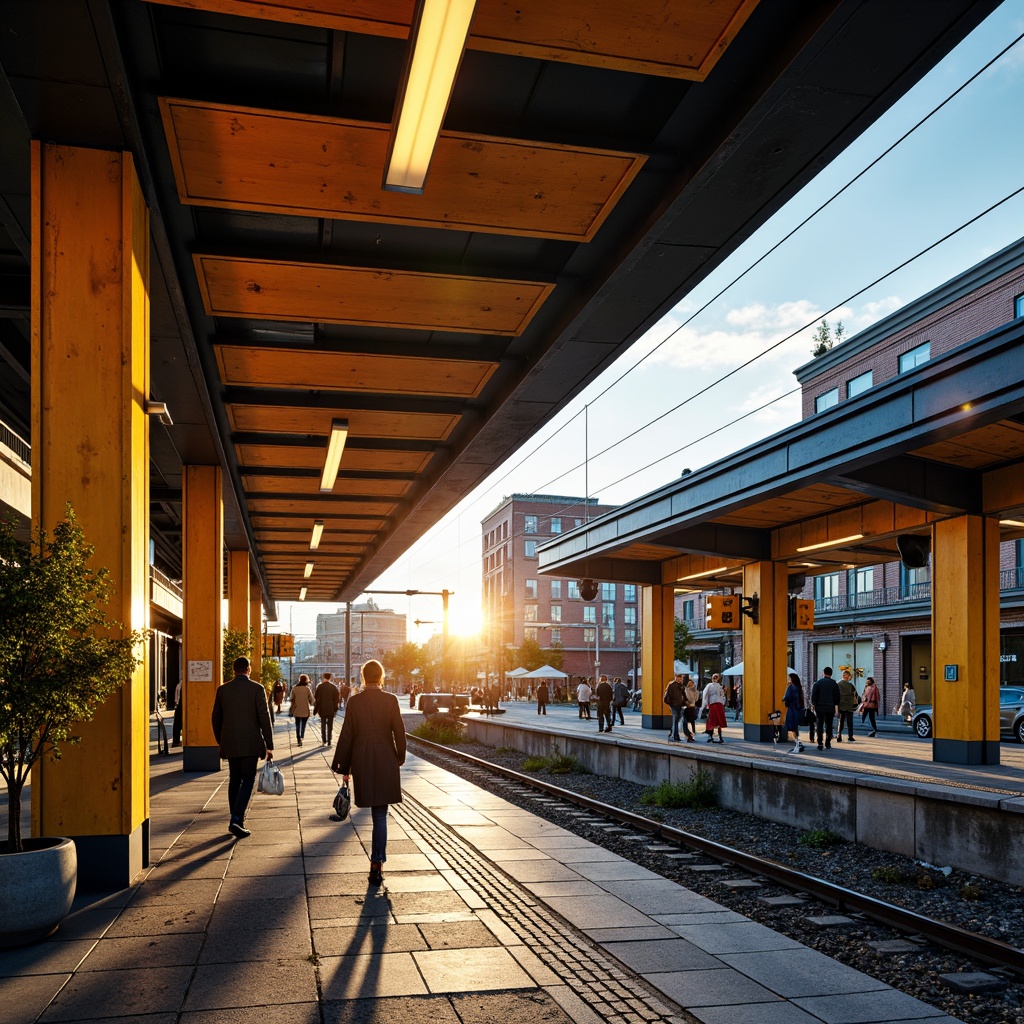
[
  {"xmin": 663, "ymin": 671, "xmax": 685, "ymax": 742},
  {"xmin": 612, "ymin": 677, "xmax": 630, "ymax": 725}
]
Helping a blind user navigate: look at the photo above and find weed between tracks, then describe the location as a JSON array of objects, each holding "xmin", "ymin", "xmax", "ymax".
[{"xmin": 640, "ymin": 768, "xmax": 717, "ymax": 809}]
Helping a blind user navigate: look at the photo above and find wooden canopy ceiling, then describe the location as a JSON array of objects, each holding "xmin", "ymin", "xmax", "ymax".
[{"xmin": 0, "ymin": 0, "xmax": 997, "ymax": 609}]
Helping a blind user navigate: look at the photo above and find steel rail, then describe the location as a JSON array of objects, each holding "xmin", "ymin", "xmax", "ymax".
[{"xmin": 409, "ymin": 734, "xmax": 1024, "ymax": 975}]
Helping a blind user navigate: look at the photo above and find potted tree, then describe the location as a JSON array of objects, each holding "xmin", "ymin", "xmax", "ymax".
[{"xmin": 0, "ymin": 509, "xmax": 145, "ymax": 947}]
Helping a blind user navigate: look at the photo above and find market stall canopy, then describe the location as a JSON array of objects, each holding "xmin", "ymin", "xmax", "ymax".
[
  {"xmin": 722, "ymin": 662, "xmax": 797, "ymax": 676},
  {"xmin": 524, "ymin": 665, "xmax": 569, "ymax": 679}
]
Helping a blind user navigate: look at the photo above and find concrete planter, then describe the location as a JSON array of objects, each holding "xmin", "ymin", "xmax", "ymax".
[{"xmin": 0, "ymin": 837, "xmax": 77, "ymax": 947}]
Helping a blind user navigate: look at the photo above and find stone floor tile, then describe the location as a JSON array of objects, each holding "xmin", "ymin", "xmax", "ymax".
[
  {"xmin": 313, "ymin": 922, "xmax": 428, "ymax": 957},
  {"xmin": 0, "ymin": 974, "xmax": 71, "ymax": 1024},
  {"xmin": 494, "ymin": 860, "xmax": 584, "ymax": 883},
  {"xmin": 78, "ymin": 933, "xmax": 202, "ymax": 971},
  {"xmin": 103, "ymin": 903, "xmax": 214, "ymax": 937},
  {"xmin": 418, "ymin": 920, "xmax": 500, "ymax": 951},
  {"xmin": 450, "ymin": 990, "xmax": 578, "ymax": 1024},
  {"xmin": 39, "ymin": 964, "xmax": 193, "ymax": 1020},
  {"xmin": 45, "ymin": 908, "xmax": 121, "ymax": 942},
  {"xmin": 473, "ymin": 909, "xmax": 523, "ymax": 947},
  {"xmin": 606, "ymin": 881, "xmax": 721, "ymax": 916},
  {"xmin": 319, "ymin": 952, "xmax": 429, "ymax": 1000},
  {"xmin": 199, "ymin": 925, "xmax": 312, "ymax": 963},
  {"xmin": 309, "ymin": 894, "xmax": 392, "ymax": 921},
  {"xmin": 414, "ymin": 946, "xmax": 535, "ymax": 994},
  {"xmin": 131, "ymin": 877, "xmax": 224, "ymax": 906},
  {"xmin": 207, "ymin": 903, "xmax": 310, "ymax": 935},
  {"xmin": 653, "ymin": 911, "xmax": 748, "ymax": 926},
  {"xmin": 222, "ymin": 855, "xmax": 305, "ymax": 876},
  {"xmin": 481, "ymin": 848, "xmax": 555, "ymax": 862},
  {"xmin": 181, "ymin": 1003, "xmax": 321, "ymax": 1024},
  {"xmin": 320, "ymin": 995, "xmax": 461, "ymax": 1024},
  {"xmin": 218, "ymin": 875, "xmax": 307, "ymax": 901},
  {"xmin": 805, "ymin": 915, "xmax": 857, "ymax": 928},
  {"xmin": 603, "ymin": 938, "xmax": 721, "ymax": 974},
  {"xmin": 524, "ymin": 835, "xmax": 607, "ymax": 852},
  {"xmin": 579, "ymin": 861, "xmax": 662, "ymax": 882},
  {"xmin": 0, "ymin": 940, "xmax": 94, "ymax": 978},
  {"xmin": 584, "ymin": 925, "xmax": 678, "ymax": 943},
  {"xmin": 545, "ymin": 984, "xmax": 606, "ymax": 1024},
  {"xmin": 648, "ymin": 966, "xmax": 783, "ymax": 1007},
  {"xmin": 146, "ymin": 856, "xmax": 229, "ymax": 880},
  {"xmin": 543, "ymin": 894, "xmax": 656, "ymax": 930},
  {"xmin": 686, "ymin": 1002, "xmax": 821, "ymax": 1024},
  {"xmin": 184, "ymin": 958, "xmax": 318, "ymax": 1010},
  {"xmin": 669, "ymin": 921, "xmax": 802, "ymax": 954},
  {"xmin": 758, "ymin": 896, "xmax": 806, "ymax": 908},
  {"xmin": 369, "ymin": 873, "xmax": 452, "ymax": 894},
  {"xmin": 506, "ymin": 944, "xmax": 561, "ymax": 986},
  {"xmin": 524, "ymin": 880, "xmax": 608, "ymax": 898},
  {"xmin": 792, "ymin": 988, "xmax": 967, "ymax": 1023},
  {"xmin": 386, "ymin": 891, "xmax": 474, "ymax": 916},
  {"xmin": 728, "ymin": 949, "xmax": 889, "ymax": 999}
]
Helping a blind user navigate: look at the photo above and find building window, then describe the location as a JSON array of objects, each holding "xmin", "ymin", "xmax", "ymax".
[
  {"xmin": 624, "ymin": 627, "xmax": 636, "ymax": 643},
  {"xmin": 524, "ymin": 627, "xmax": 538, "ymax": 641},
  {"xmin": 624, "ymin": 584, "xmax": 636, "ymax": 602},
  {"xmin": 550, "ymin": 604, "xmax": 562, "ymax": 622},
  {"xmin": 602, "ymin": 603, "xmax": 615, "ymax": 626},
  {"xmin": 524, "ymin": 605, "xmax": 537, "ymax": 622},
  {"xmin": 575, "ymin": 518, "xmax": 583, "ymax": 528},
  {"xmin": 550, "ymin": 628, "xmax": 561, "ymax": 644},
  {"xmin": 1015, "ymin": 294, "xmax": 1024, "ymax": 319},
  {"xmin": 898, "ymin": 341, "xmax": 930, "ymax": 373},
  {"xmin": 849, "ymin": 567, "xmax": 874, "ymax": 607},
  {"xmin": 681, "ymin": 600, "xmax": 693, "ymax": 622},
  {"xmin": 525, "ymin": 579, "xmax": 537, "ymax": 599},
  {"xmin": 813, "ymin": 573, "xmax": 840, "ymax": 611},
  {"xmin": 815, "ymin": 388, "xmax": 839, "ymax": 413},
  {"xmin": 583, "ymin": 605, "xmax": 596, "ymax": 624},
  {"xmin": 602, "ymin": 626, "xmax": 615, "ymax": 644},
  {"xmin": 550, "ymin": 580, "xmax": 562, "ymax": 599},
  {"xmin": 847, "ymin": 370, "xmax": 873, "ymax": 398},
  {"xmin": 584, "ymin": 627, "xmax": 596, "ymax": 644},
  {"xmin": 551, "ymin": 517, "xmax": 562, "ymax": 534},
  {"xmin": 524, "ymin": 514, "xmax": 538, "ymax": 533},
  {"xmin": 568, "ymin": 580, "xmax": 580, "ymax": 600},
  {"xmin": 525, "ymin": 540, "xmax": 536, "ymax": 558},
  {"xmin": 900, "ymin": 562, "xmax": 930, "ymax": 596},
  {"xmin": 601, "ymin": 582, "xmax": 616, "ymax": 601},
  {"xmin": 624, "ymin": 607, "xmax": 636, "ymax": 626}
]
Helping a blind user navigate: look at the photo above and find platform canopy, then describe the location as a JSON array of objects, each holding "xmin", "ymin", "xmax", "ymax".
[{"xmin": 0, "ymin": 0, "xmax": 998, "ymax": 609}]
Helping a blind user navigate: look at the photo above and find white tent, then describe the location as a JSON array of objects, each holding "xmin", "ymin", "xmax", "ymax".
[
  {"xmin": 523, "ymin": 664, "xmax": 568, "ymax": 678},
  {"xmin": 722, "ymin": 661, "xmax": 797, "ymax": 676},
  {"xmin": 506, "ymin": 666, "xmax": 530, "ymax": 677}
]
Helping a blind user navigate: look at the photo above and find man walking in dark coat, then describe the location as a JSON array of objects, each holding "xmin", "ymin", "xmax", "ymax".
[
  {"xmin": 810, "ymin": 667, "xmax": 841, "ymax": 751},
  {"xmin": 595, "ymin": 674, "xmax": 615, "ymax": 733},
  {"xmin": 314, "ymin": 672, "xmax": 341, "ymax": 746},
  {"xmin": 212, "ymin": 656, "xmax": 275, "ymax": 838}
]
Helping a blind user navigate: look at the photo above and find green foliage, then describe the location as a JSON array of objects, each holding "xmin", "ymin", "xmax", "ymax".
[
  {"xmin": 260, "ymin": 656, "xmax": 282, "ymax": 698},
  {"xmin": 516, "ymin": 636, "xmax": 546, "ymax": 671},
  {"xmin": 810, "ymin": 319, "xmax": 845, "ymax": 357},
  {"xmin": 960, "ymin": 883, "xmax": 985, "ymax": 901},
  {"xmin": 383, "ymin": 640, "xmax": 425, "ymax": 686},
  {"xmin": 410, "ymin": 715, "xmax": 469, "ymax": 745},
  {"xmin": 544, "ymin": 642, "xmax": 565, "ymax": 672},
  {"xmin": 798, "ymin": 828, "xmax": 843, "ymax": 849},
  {"xmin": 673, "ymin": 618, "xmax": 693, "ymax": 664},
  {"xmin": 640, "ymin": 767, "xmax": 717, "ymax": 809},
  {"xmin": 0, "ymin": 510, "xmax": 147, "ymax": 852},
  {"xmin": 547, "ymin": 753, "xmax": 583, "ymax": 774},
  {"xmin": 523, "ymin": 755, "xmax": 550, "ymax": 771},
  {"xmin": 222, "ymin": 627, "xmax": 254, "ymax": 682},
  {"xmin": 871, "ymin": 866, "xmax": 904, "ymax": 884}
]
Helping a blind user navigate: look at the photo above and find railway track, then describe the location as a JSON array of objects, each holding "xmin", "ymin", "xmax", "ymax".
[{"xmin": 408, "ymin": 734, "xmax": 1024, "ymax": 978}]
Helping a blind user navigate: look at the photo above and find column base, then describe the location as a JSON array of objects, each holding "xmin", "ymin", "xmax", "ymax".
[
  {"xmin": 933, "ymin": 739, "xmax": 1000, "ymax": 766},
  {"xmin": 182, "ymin": 746, "xmax": 221, "ymax": 772},
  {"xmin": 744, "ymin": 723, "xmax": 776, "ymax": 742},
  {"xmin": 643, "ymin": 714, "xmax": 672, "ymax": 730},
  {"xmin": 72, "ymin": 821, "xmax": 147, "ymax": 891}
]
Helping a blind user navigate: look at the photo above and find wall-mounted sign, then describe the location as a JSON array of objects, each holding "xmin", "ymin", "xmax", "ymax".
[
  {"xmin": 188, "ymin": 660, "xmax": 213, "ymax": 682},
  {"xmin": 944, "ymin": 664, "xmax": 958, "ymax": 682}
]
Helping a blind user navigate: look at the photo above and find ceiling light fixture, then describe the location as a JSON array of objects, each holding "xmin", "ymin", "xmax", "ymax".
[
  {"xmin": 796, "ymin": 533, "xmax": 864, "ymax": 553},
  {"xmin": 383, "ymin": 0, "xmax": 477, "ymax": 193},
  {"xmin": 1000, "ymin": 519, "xmax": 1024, "ymax": 528},
  {"xmin": 310, "ymin": 520, "xmax": 324, "ymax": 550},
  {"xmin": 680, "ymin": 565, "xmax": 729, "ymax": 581},
  {"xmin": 299, "ymin": 587, "xmax": 307, "ymax": 601},
  {"xmin": 144, "ymin": 399, "xmax": 173, "ymax": 427},
  {"xmin": 304, "ymin": 562, "xmax": 314, "ymax": 578},
  {"xmin": 320, "ymin": 419, "xmax": 349, "ymax": 492}
]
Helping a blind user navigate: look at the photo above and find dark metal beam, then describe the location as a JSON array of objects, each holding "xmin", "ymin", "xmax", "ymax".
[
  {"xmin": 829, "ymin": 456, "xmax": 982, "ymax": 515},
  {"xmin": 651, "ymin": 523, "xmax": 770, "ymax": 560}
]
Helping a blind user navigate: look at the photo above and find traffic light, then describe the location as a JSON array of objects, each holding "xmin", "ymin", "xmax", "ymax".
[
  {"xmin": 705, "ymin": 594, "xmax": 740, "ymax": 630},
  {"xmin": 261, "ymin": 634, "xmax": 276, "ymax": 658},
  {"xmin": 789, "ymin": 597, "xmax": 814, "ymax": 631},
  {"xmin": 278, "ymin": 634, "xmax": 295, "ymax": 658}
]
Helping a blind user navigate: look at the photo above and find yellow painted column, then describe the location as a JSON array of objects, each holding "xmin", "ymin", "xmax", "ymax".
[
  {"xmin": 640, "ymin": 584, "xmax": 675, "ymax": 730},
  {"xmin": 226, "ymin": 549, "xmax": 252, "ymax": 678},
  {"xmin": 741, "ymin": 561, "xmax": 789, "ymax": 741},
  {"xmin": 30, "ymin": 143, "xmax": 150, "ymax": 890},
  {"xmin": 182, "ymin": 465, "xmax": 224, "ymax": 771},
  {"xmin": 931, "ymin": 516, "xmax": 1000, "ymax": 765},
  {"xmin": 250, "ymin": 577, "xmax": 263, "ymax": 686}
]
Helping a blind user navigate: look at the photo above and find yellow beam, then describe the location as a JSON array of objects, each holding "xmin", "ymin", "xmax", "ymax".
[
  {"xmin": 249, "ymin": 577, "xmax": 263, "ymax": 685},
  {"xmin": 640, "ymin": 585, "xmax": 675, "ymax": 727},
  {"xmin": 30, "ymin": 143, "xmax": 150, "ymax": 889},
  {"xmin": 740, "ymin": 562, "xmax": 789, "ymax": 741}
]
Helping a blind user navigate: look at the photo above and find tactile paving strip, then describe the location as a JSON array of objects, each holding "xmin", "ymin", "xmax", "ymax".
[{"xmin": 394, "ymin": 793, "xmax": 696, "ymax": 1024}]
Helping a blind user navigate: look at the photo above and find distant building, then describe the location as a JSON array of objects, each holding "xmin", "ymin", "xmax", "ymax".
[
  {"xmin": 481, "ymin": 494, "xmax": 638, "ymax": 683},
  {"xmin": 315, "ymin": 600, "xmax": 408, "ymax": 679}
]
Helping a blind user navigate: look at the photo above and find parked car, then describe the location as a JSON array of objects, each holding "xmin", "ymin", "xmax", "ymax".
[{"xmin": 911, "ymin": 686, "xmax": 1024, "ymax": 741}]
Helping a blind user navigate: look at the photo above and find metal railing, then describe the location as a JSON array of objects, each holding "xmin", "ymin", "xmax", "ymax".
[
  {"xmin": 150, "ymin": 564, "xmax": 183, "ymax": 599},
  {"xmin": 0, "ymin": 419, "xmax": 30, "ymax": 465}
]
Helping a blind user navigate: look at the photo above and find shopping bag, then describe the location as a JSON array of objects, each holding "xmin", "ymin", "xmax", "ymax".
[
  {"xmin": 257, "ymin": 761, "xmax": 285, "ymax": 796},
  {"xmin": 332, "ymin": 783, "xmax": 351, "ymax": 821}
]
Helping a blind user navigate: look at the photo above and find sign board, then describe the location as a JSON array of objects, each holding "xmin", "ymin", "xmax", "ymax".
[{"xmin": 188, "ymin": 659, "xmax": 213, "ymax": 682}]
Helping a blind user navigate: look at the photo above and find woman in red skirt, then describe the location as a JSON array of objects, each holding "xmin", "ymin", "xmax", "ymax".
[{"xmin": 702, "ymin": 672, "xmax": 728, "ymax": 743}]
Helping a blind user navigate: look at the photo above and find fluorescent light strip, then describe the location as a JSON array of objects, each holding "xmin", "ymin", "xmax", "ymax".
[
  {"xmin": 680, "ymin": 565, "xmax": 729, "ymax": 581},
  {"xmin": 304, "ymin": 562, "xmax": 314, "ymax": 578},
  {"xmin": 1000, "ymin": 519, "xmax": 1024, "ymax": 528},
  {"xmin": 310, "ymin": 520, "xmax": 324, "ymax": 550},
  {"xmin": 796, "ymin": 533, "xmax": 864, "ymax": 553},
  {"xmin": 320, "ymin": 419, "xmax": 349, "ymax": 492},
  {"xmin": 383, "ymin": 0, "xmax": 477, "ymax": 193},
  {"xmin": 299, "ymin": 587, "xmax": 307, "ymax": 601}
]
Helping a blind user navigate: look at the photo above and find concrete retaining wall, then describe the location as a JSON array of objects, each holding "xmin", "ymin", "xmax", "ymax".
[{"xmin": 463, "ymin": 718, "xmax": 1024, "ymax": 885}]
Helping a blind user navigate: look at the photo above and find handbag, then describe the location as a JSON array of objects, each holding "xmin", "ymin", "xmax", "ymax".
[
  {"xmin": 332, "ymin": 783, "xmax": 351, "ymax": 821},
  {"xmin": 257, "ymin": 761, "xmax": 285, "ymax": 796}
]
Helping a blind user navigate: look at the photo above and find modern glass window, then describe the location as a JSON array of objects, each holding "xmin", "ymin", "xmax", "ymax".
[
  {"xmin": 813, "ymin": 573, "xmax": 840, "ymax": 606},
  {"xmin": 524, "ymin": 627, "xmax": 538, "ymax": 641},
  {"xmin": 849, "ymin": 567, "xmax": 874, "ymax": 606},
  {"xmin": 550, "ymin": 604, "xmax": 562, "ymax": 622},
  {"xmin": 568, "ymin": 580, "xmax": 580, "ymax": 600},
  {"xmin": 815, "ymin": 388, "xmax": 839, "ymax": 413},
  {"xmin": 550, "ymin": 580, "xmax": 562, "ymax": 599},
  {"xmin": 524, "ymin": 540, "xmax": 536, "ymax": 558},
  {"xmin": 624, "ymin": 584, "xmax": 636, "ymax": 602},
  {"xmin": 602, "ymin": 626, "xmax": 615, "ymax": 644},
  {"xmin": 898, "ymin": 341, "xmax": 930, "ymax": 373},
  {"xmin": 524, "ymin": 605, "xmax": 537, "ymax": 622},
  {"xmin": 601, "ymin": 582, "xmax": 616, "ymax": 601},
  {"xmin": 900, "ymin": 562, "xmax": 930, "ymax": 594},
  {"xmin": 524, "ymin": 514, "xmax": 538, "ymax": 533},
  {"xmin": 602, "ymin": 603, "xmax": 615, "ymax": 626},
  {"xmin": 624, "ymin": 627, "xmax": 636, "ymax": 643},
  {"xmin": 682, "ymin": 599, "xmax": 694, "ymax": 621},
  {"xmin": 624, "ymin": 606, "xmax": 636, "ymax": 626},
  {"xmin": 575, "ymin": 518, "xmax": 583, "ymax": 528},
  {"xmin": 847, "ymin": 370, "xmax": 873, "ymax": 398},
  {"xmin": 550, "ymin": 517, "xmax": 562, "ymax": 534},
  {"xmin": 550, "ymin": 628, "xmax": 562, "ymax": 644},
  {"xmin": 525, "ymin": 579, "xmax": 537, "ymax": 599},
  {"xmin": 1015, "ymin": 293, "xmax": 1024, "ymax": 319},
  {"xmin": 584, "ymin": 627, "xmax": 596, "ymax": 644},
  {"xmin": 583, "ymin": 605, "xmax": 596, "ymax": 624}
]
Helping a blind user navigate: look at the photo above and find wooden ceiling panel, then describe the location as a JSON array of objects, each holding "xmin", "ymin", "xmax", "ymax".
[
  {"xmin": 216, "ymin": 344, "xmax": 497, "ymax": 398},
  {"xmin": 147, "ymin": 0, "xmax": 758, "ymax": 79},
  {"xmin": 911, "ymin": 420, "xmax": 1024, "ymax": 468},
  {"xmin": 163, "ymin": 100, "xmax": 645, "ymax": 242},
  {"xmin": 249, "ymin": 499, "xmax": 396, "ymax": 516},
  {"xmin": 617, "ymin": 542, "xmax": 684, "ymax": 561},
  {"xmin": 237, "ymin": 445, "xmax": 432, "ymax": 474},
  {"xmin": 252, "ymin": 518, "xmax": 383, "ymax": 537},
  {"xmin": 244, "ymin": 475, "xmax": 411, "ymax": 497},
  {"xmin": 228, "ymin": 404, "xmax": 459, "ymax": 440},
  {"xmin": 196, "ymin": 255, "xmax": 553, "ymax": 335}
]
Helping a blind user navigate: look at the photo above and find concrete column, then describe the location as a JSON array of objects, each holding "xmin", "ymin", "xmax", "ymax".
[
  {"xmin": 640, "ymin": 584, "xmax": 674, "ymax": 730},
  {"xmin": 931, "ymin": 516, "xmax": 1001, "ymax": 765},
  {"xmin": 182, "ymin": 465, "xmax": 223, "ymax": 771},
  {"xmin": 741, "ymin": 561, "xmax": 789, "ymax": 741},
  {"xmin": 30, "ymin": 143, "xmax": 151, "ymax": 890}
]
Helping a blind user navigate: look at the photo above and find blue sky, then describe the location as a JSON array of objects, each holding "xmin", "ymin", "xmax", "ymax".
[{"xmin": 278, "ymin": 1, "xmax": 1024, "ymax": 641}]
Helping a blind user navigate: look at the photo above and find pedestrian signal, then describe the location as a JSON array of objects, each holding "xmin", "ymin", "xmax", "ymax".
[
  {"xmin": 788, "ymin": 597, "xmax": 814, "ymax": 631},
  {"xmin": 278, "ymin": 634, "xmax": 295, "ymax": 658},
  {"xmin": 705, "ymin": 595, "xmax": 740, "ymax": 630}
]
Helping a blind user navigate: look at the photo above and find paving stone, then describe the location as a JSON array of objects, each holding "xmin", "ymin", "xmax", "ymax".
[
  {"xmin": 687, "ymin": 864, "xmax": 726, "ymax": 872},
  {"xmin": 418, "ymin": 920, "xmax": 500, "ymax": 950},
  {"xmin": 319, "ymin": 995, "xmax": 460, "ymax": 1024},
  {"xmin": 603, "ymin": 938, "xmax": 721, "ymax": 974},
  {"xmin": 0, "ymin": 974, "xmax": 73, "ymax": 1024},
  {"xmin": 939, "ymin": 971, "xmax": 1007, "ymax": 994},
  {"xmin": 319, "ymin": 952, "xmax": 429, "ymax": 1000},
  {"xmin": 415, "ymin": 947, "xmax": 535, "ymax": 994},
  {"xmin": 793, "ymin": 988, "xmax": 961, "ymax": 1023},
  {"xmin": 804, "ymin": 915, "xmax": 857, "ymax": 928},
  {"xmin": 719, "ymin": 879, "xmax": 763, "ymax": 889},
  {"xmin": 0, "ymin": 940, "xmax": 94, "ymax": 978},
  {"xmin": 40, "ymin": 964, "xmax": 194, "ymax": 1020},
  {"xmin": 78, "ymin": 933, "xmax": 202, "ymax": 971},
  {"xmin": 758, "ymin": 896, "xmax": 806, "ymax": 907},
  {"xmin": 866, "ymin": 939, "xmax": 921, "ymax": 953}
]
